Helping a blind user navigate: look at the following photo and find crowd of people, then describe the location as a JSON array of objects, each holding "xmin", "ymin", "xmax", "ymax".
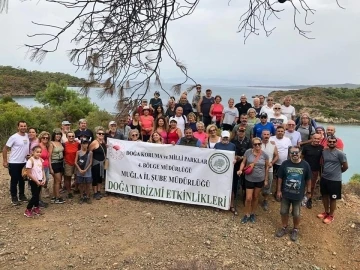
[{"xmin": 2, "ymin": 84, "xmax": 348, "ymax": 242}]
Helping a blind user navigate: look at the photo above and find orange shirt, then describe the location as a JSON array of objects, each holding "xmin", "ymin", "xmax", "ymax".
[{"xmin": 64, "ymin": 141, "xmax": 80, "ymax": 165}]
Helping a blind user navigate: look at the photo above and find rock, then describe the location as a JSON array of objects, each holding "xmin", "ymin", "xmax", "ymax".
[
  {"xmin": 350, "ymin": 223, "xmax": 356, "ymax": 228},
  {"xmin": 68, "ymin": 264, "xmax": 74, "ymax": 268},
  {"xmin": 30, "ymin": 246, "xmax": 35, "ymax": 250},
  {"xmin": 332, "ymin": 252, "xmax": 337, "ymax": 256},
  {"xmin": 205, "ymin": 240, "xmax": 211, "ymax": 246},
  {"xmin": 104, "ymin": 215, "xmax": 108, "ymax": 218}
]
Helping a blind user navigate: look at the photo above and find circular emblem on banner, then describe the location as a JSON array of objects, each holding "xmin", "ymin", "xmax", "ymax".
[{"xmin": 208, "ymin": 153, "xmax": 230, "ymax": 174}]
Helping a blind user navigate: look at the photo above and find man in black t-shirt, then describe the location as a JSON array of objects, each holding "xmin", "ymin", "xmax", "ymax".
[
  {"xmin": 234, "ymin": 95, "xmax": 252, "ymax": 123},
  {"xmin": 301, "ymin": 133, "xmax": 323, "ymax": 208},
  {"xmin": 275, "ymin": 146, "xmax": 311, "ymax": 242}
]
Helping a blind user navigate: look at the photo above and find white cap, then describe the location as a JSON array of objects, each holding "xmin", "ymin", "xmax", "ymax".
[
  {"xmin": 109, "ymin": 121, "xmax": 116, "ymax": 125},
  {"xmin": 221, "ymin": 130, "xmax": 230, "ymax": 138}
]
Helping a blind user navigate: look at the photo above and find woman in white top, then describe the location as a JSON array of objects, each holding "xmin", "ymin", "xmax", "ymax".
[
  {"xmin": 206, "ymin": 124, "xmax": 221, "ymax": 149},
  {"xmin": 221, "ymin": 98, "xmax": 239, "ymax": 131}
]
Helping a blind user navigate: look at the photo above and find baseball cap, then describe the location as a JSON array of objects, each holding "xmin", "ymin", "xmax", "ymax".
[
  {"xmin": 221, "ymin": 131, "xmax": 230, "ymax": 138},
  {"xmin": 169, "ymin": 118, "xmax": 177, "ymax": 123},
  {"xmin": 260, "ymin": 112, "xmax": 268, "ymax": 118},
  {"xmin": 109, "ymin": 121, "xmax": 116, "ymax": 126},
  {"xmin": 205, "ymin": 89, "xmax": 211, "ymax": 92},
  {"xmin": 53, "ymin": 128, "xmax": 62, "ymax": 134},
  {"xmin": 62, "ymin": 120, "xmax": 71, "ymax": 125},
  {"xmin": 154, "ymin": 91, "xmax": 160, "ymax": 96},
  {"xmin": 81, "ymin": 138, "xmax": 89, "ymax": 144}
]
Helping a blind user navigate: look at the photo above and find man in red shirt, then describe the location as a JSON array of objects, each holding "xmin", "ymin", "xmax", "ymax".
[
  {"xmin": 63, "ymin": 132, "xmax": 80, "ymax": 198},
  {"xmin": 325, "ymin": 126, "xmax": 344, "ymax": 150}
]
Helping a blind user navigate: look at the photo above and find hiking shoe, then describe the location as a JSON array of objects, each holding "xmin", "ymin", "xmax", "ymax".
[
  {"xmin": 51, "ymin": 197, "xmax": 56, "ymax": 203},
  {"xmin": 19, "ymin": 195, "xmax": 28, "ymax": 202},
  {"xmin": 262, "ymin": 200, "xmax": 269, "ymax": 211},
  {"xmin": 11, "ymin": 197, "xmax": 21, "ymax": 206},
  {"xmin": 32, "ymin": 207, "xmax": 42, "ymax": 216},
  {"xmin": 67, "ymin": 193, "xmax": 74, "ymax": 199},
  {"xmin": 317, "ymin": 212, "xmax": 328, "ymax": 219},
  {"xmin": 240, "ymin": 215, "xmax": 249, "ymax": 224},
  {"xmin": 84, "ymin": 196, "xmax": 92, "ymax": 204},
  {"xmin": 39, "ymin": 200, "xmax": 49, "ymax": 208},
  {"xmin": 97, "ymin": 192, "xmax": 103, "ymax": 198},
  {"xmin": 249, "ymin": 214, "xmax": 256, "ymax": 223},
  {"xmin": 323, "ymin": 215, "xmax": 334, "ymax": 224},
  {"xmin": 306, "ymin": 198, "xmax": 312, "ymax": 209},
  {"xmin": 24, "ymin": 209, "xmax": 33, "ymax": 218},
  {"xmin": 290, "ymin": 228, "xmax": 299, "ymax": 242},
  {"xmin": 95, "ymin": 193, "xmax": 101, "ymax": 200},
  {"xmin": 276, "ymin": 226, "xmax": 288, "ymax": 238},
  {"xmin": 55, "ymin": 198, "xmax": 65, "ymax": 204}
]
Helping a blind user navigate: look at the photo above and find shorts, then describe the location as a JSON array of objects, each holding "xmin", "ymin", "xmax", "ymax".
[
  {"xmin": 244, "ymin": 180, "xmax": 264, "ymax": 189},
  {"xmin": 91, "ymin": 164, "xmax": 104, "ymax": 186},
  {"xmin": 262, "ymin": 171, "xmax": 274, "ymax": 195},
  {"xmin": 51, "ymin": 162, "xmax": 63, "ymax": 174},
  {"xmin": 64, "ymin": 163, "xmax": 75, "ymax": 177},
  {"xmin": 76, "ymin": 176, "xmax": 92, "ymax": 184},
  {"xmin": 280, "ymin": 197, "xmax": 301, "ymax": 218},
  {"xmin": 320, "ymin": 177, "xmax": 342, "ymax": 200},
  {"xmin": 311, "ymin": 171, "xmax": 320, "ymax": 189},
  {"xmin": 273, "ymin": 164, "xmax": 280, "ymax": 178}
]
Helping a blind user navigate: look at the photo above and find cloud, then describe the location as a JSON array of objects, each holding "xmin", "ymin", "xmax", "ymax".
[{"xmin": 0, "ymin": 0, "xmax": 359, "ymax": 85}]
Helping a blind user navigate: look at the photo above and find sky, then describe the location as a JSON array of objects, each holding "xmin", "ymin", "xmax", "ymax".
[{"xmin": 0, "ymin": 0, "xmax": 359, "ymax": 86}]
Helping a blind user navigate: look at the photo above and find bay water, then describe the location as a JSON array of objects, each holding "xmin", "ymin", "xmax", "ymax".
[{"xmin": 13, "ymin": 83, "xmax": 358, "ymax": 182}]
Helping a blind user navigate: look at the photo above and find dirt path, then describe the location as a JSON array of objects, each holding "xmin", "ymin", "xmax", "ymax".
[{"xmin": 0, "ymin": 158, "xmax": 359, "ymax": 270}]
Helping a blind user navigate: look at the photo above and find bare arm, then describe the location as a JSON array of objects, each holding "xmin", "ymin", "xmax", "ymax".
[
  {"xmin": 341, "ymin": 161, "xmax": 348, "ymax": 173},
  {"xmin": 48, "ymin": 143, "xmax": 54, "ymax": 173},
  {"xmin": 176, "ymin": 128, "xmax": 182, "ymax": 138},
  {"xmin": 237, "ymin": 156, "xmax": 247, "ymax": 174},
  {"xmin": 209, "ymin": 104, "xmax": 214, "ymax": 117},
  {"xmin": 197, "ymin": 97, "xmax": 203, "ymax": 115},
  {"xmin": 272, "ymin": 145, "xmax": 279, "ymax": 167},
  {"xmin": 2, "ymin": 145, "xmax": 9, "ymax": 168},
  {"xmin": 264, "ymin": 159, "xmax": 269, "ymax": 183}
]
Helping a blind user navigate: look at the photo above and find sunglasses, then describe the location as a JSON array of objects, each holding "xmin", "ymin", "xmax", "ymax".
[
  {"xmin": 290, "ymin": 151, "xmax": 300, "ymax": 155},
  {"xmin": 274, "ymin": 108, "xmax": 281, "ymax": 110},
  {"xmin": 288, "ymin": 124, "xmax": 295, "ymax": 126},
  {"xmin": 68, "ymin": 136, "xmax": 74, "ymax": 138},
  {"xmin": 268, "ymin": 99, "xmax": 273, "ymax": 101},
  {"xmin": 42, "ymin": 137, "xmax": 49, "ymax": 140},
  {"xmin": 328, "ymin": 141, "xmax": 336, "ymax": 143},
  {"xmin": 253, "ymin": 143, "xmax": 261, "ymax": 146},
  {"xmin": 209, "ymin": 129, "xmax": 216, "ymax": 132},
  {"xmin": 97, "ymin": 133, "xmax": 105, "ymax": 135},
  {"xmin": 132, "ymin": 134, "xmax": 139, "ymax": 137}
]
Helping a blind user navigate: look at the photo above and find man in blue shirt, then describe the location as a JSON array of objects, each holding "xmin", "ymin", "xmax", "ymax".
[{"xmin": 253, "ymin": 112, "xmax": 276, "ymax": 138}]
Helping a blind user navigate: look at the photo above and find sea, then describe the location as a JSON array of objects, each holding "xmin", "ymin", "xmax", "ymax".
[{"xmin": 12, "ymin": 83, "xmax": 359, "ymax": 183}]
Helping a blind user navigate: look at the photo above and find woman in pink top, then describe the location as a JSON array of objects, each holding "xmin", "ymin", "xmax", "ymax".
[
  {"xmin": 209, "ymin": 95, "xmax": 224, "ymax": 128},
  {"xmin": 139, "ymin": 106, "xmax": 154, "ymax": 142},
  {"xmin": 153, "ymin": 117, "xmax": 168, "ymax": 143},
  {"xmin": 38, "ymin": 131, "xmax": 51, "ymax": 198},
  {"xmin": 193, "ymin": 121, "xmax": 208, "ymax": 148}
]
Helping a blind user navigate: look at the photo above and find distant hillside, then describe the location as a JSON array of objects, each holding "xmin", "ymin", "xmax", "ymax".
[
  {"xmin": 251, "ymin": 83, "xmax": 360, "ymax": 89},
  {"xmin": 0, "ymin": 66, "xmax": 86, "ymax": 96},
  {"xmin": 269, "ymin": 87, "xmax": 360, "ymax": 124}
]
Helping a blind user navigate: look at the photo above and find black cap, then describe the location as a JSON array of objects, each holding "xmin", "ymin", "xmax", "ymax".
[
  {"xmin": 81, "ymin": 138, "xmax": 89, "ymax": 144},
  {"xmin": 260, "ymin": 112, "xmax": 268, "ymax": 118},
  {"xmin": 154, "ymin": 91, "xmax": 160, "ymax": 96}
]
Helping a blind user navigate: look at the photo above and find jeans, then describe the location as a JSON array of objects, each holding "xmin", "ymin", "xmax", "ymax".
[
  {"xmin": 27, "ymin": 180, "xmax": 41, "ymax": 209},
  {"xmin": 8, "ymin": 163, "xmax": 26, "ymax": 198}
]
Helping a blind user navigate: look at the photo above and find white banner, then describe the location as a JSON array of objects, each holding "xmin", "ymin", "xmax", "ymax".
[{"xmin": 105, "ymin": 138, "xmax": 234, "ymax": 210}]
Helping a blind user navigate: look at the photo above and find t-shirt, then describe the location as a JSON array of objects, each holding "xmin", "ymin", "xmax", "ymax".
[
  {"xmin": 193, "ymin": 132, "xmax": 207, "ymax": 144},
  {"xmin": 322, "ymin": 149, "xmax": 347, "ymax": 182},
  {"xmin": 232, "ymin": 124, "xmax": 253, "ymax": 139},
  {"xmin": 214, "ymin": 142, "xmax": 236, "ymax": 151},
  {"xmin": 26, "ymin": 157, "xmax": 43, "ymax": 181},
  {"xmin": 64, "ymin": 141, "xmax": 80, "ymax": 166},
  {"xmin": 222, "ymin": 107, "xmax": 239, "ymax": 125},
  {"xmin": 281, "ymin": 105, "xmax": 296, "ymax": 121},
  {"xmin": 244, "ymin": 149, "xmax": 269, "ymax": 183},
  {"xmin": 149, "ymin": 98, "xmax": 163, "ymax": 110},
  {"xmin": 278, "ymin": 160, "xmax": 311, "ymax": 201},
  {"xmin": 260, "ymin": 105, "xmax": 274, "ymax": 120},
  {"xmin": 302, "ymin": 144, "xmax": 323, "ymax": 171},
  {"xmin": 270, "ymin": 136, "xmax": 292, "ymax": 165},
  {"xmin": 269, "ymin": 114, "xmax": 288, "ymax": 129},
  {"xmin": 40, "ymin": 147, "xmax": 50, "ymax": 168},
  {"xmin": 140, "ymin": 115, "xmax": 155, "ymax": 130},
  {"xmin": 285, "ymin": 130, "xmax": 302, "ymax": 146},
  {"xmin": 6, "ymin": 133, "xmax": 30, "ymax": 163},
  {"xmin": 253, "ymin": 122, "xmax": 276, "ymax": 138},
  {"xmin": 261, "ymin": 142, "xmax": 276, "ymax": 173},
  {"xmin": 169, "ymin": 115, "xmax": 187, "ymax": 136},
  {"xmin": 296, "ymin": 125, "xmax": 315, "ymax": 142}
]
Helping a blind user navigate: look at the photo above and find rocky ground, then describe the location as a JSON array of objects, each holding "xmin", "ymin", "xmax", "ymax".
[{"xmin": 0, "ymin": 160, "xmax": 359, "ymax": 270}]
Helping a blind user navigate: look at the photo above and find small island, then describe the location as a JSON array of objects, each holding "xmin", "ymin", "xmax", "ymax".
[
  {"xmin": 270, "ymin": 87, "xmax": 360, "ymax": 124},
  {"xmin": 0, "ymin": 66, "xmax": 87, "ymax": 96}
]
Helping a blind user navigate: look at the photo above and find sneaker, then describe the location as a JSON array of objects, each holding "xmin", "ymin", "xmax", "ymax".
[
  {"xmin": 262, "ymin": 200, "xmax": 269, "ymax": 211},
  {"xmin": 97, "ymin": 192, "xmax": 103, "ymax": 198},
  {"xmin": 317, "ymin": 212, "xmax": 329, "ymax": 219},
  {"xmin": 11, "ymin": 197, "xmax": 21, "ymax": 206},
  {"xmin": 79, "ymin": 197, "xmax": 84, "ymax": 204},
  {"xmin": 67, "ymin": 193, "xmax": 74, "ymax": 199},
  {"xmin": 19, "ymin": 195, "xmax": 28, "ymax": 202},
  {"xmin": 24, "ymin": 209, "xmax": 33, "ymax": 218},
  {"xmin": 55, "ymin": 198, "xmax": 65, "ymax": 204},
  {"xmin": 240, "ymin": 215, "xmax": 249, "ymax": 224},
  {"xmin": 249, "ymin": 214, "xmax": 256, "ymax": 223},
  {"xmin": 306, "ymin": 198, "xmax": 312, "ymax": 209},
  {"xmin": 51, "ymin": 197, "xmax": 56, "ymax": 203},
  {"xmin": 290, "ymin": 228, "xmax": 299, "ymax": 242},
  {"xmin": 323, "ymin": 215, "xmax": 334, "ymax": 224},
  {"xmin": 95, "ymin": 193, "xmax": 101, "ymax": 200},
  {"xmin": 276, "ymin": 226, "xmax": 288, "ymax": 238},
  {"xmin": 84, "ymin": 196, "xmax": 92, "ymax": 204},
  {"xmin": 39, "ymin": 200, "xmax": 49, "ymax": 208},
  {"xmin": 32, "ymin": 207, "xmax": 42, "ymax": 216}
]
